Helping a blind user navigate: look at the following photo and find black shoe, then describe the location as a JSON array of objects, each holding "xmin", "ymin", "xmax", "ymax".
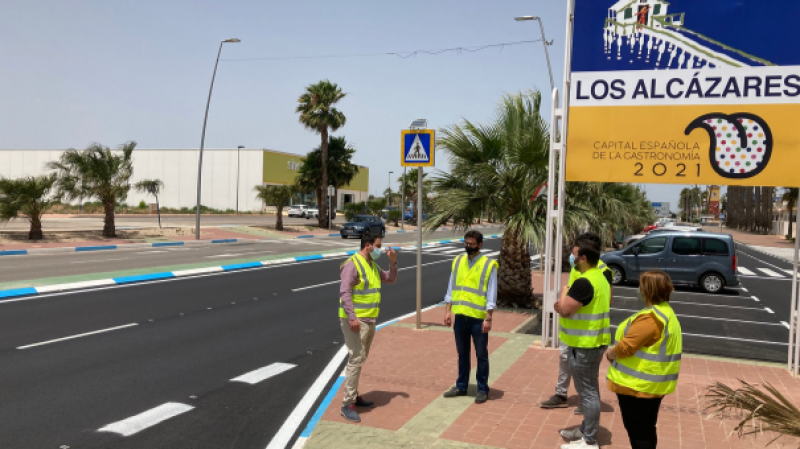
[
  {"xmin": 540, "ymin": 394, "xmax": 569, "ymax": 409},
  {"xmin": 475, "ymin": 391, "xmax": 489, "ymax": 404},
  {"xmin": 355, "ymin": 395, "xmax": 374, "ymax": 407},
  {"xmin": 442, "ymin": 387, "xmax": 467, "ymax": 398}
]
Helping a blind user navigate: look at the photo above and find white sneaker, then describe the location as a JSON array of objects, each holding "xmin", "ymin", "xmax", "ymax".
[{"xmin": 560, "ymin": 438, "xmax": 599, "ymax": 449}]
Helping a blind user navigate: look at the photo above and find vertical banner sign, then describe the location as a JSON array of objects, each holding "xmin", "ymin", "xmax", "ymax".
[{"xmin": 566, "ymin": 0, "xmax": 800, "ymax": 187}]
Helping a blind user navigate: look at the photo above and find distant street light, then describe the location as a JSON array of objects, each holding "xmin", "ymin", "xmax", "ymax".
[
  {"xmin": 514, "ymin": 16, "xmax": 555, "ymax": 94},
  {"xmin": 388, "ymin": 171, "xmax": 394, "ymax": 206},
  {"xmin": 236, "ymin": 145, "xmax": 244, "ymax": 215},
  {"xmin": 195, "ymin": 38, "xmax": 241, "ymax": 240}
]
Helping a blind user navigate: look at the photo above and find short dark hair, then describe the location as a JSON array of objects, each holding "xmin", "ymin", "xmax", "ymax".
[
  {"xmin": 464, "ymin": 230, "xmax": 483, "ymax": 244},
  {"xmin": 575, "ymin": 238, "xmax": 601, "ymax": 266},
  {"xmin": 576, "ymin": 232, "xmax": 602, "ymax": 249},
  {"xmin": 361, "ymin": 235, "xmax": 380, "ymax": 249}
]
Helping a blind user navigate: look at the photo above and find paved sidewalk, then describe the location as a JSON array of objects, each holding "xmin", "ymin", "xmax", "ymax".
[{"xmin": 302, "ymin": 308, "xmax": 800, "ymax": 449}]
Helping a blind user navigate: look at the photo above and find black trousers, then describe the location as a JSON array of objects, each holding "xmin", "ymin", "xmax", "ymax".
[{"xmin": 616, "ymin": 393, "xmax": 664, "ymax": 449}]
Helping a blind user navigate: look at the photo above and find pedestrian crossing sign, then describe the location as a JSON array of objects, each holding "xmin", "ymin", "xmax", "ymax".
[{"xmin": 401, "ymin": 130, "xmax": 435, "ymax": 167}]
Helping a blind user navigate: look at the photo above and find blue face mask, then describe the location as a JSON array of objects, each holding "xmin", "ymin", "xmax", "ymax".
[
  {"xmin": 370, "ymin": 247, "xmax": 382, "ymax": 260},
  {"xmin": 568, "ymin": 253, "xmax": 576, "ymax": 268}
]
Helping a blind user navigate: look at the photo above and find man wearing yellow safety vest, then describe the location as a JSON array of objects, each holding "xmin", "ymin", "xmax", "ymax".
[
  {"xmin": 542, "ymin": 233, "xmax": 613, "ymax": 416},
  {"xmin": 554, "ymin": 238, "xmax": 610, "ymax": 449},
  {"xmin": 605, "ymin": 270, "xmax": 682, "ymax": 449},
  {"xmin": 338, "ymin": 235, "xmax": 398, "ymax": 423},
  {"xmin": 442, "ymin": 230, "xmax": 498, "ymax": 405}
]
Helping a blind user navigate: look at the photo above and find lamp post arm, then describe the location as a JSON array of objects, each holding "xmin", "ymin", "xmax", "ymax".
[{"xmin": 537, "ymin": 18, "xmax": 555, "ymax": 94}]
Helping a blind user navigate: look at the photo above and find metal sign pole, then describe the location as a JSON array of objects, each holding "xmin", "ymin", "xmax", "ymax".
[
  {"xmin": 416, "ymin": 166, "xmax": 423, "ymax": 330},
  {"xmin": 790, "ymin": 206, "xmax": 800, "ymax": 375},
  {"xmin": 401, "ymin": 167, "xmax": 406, "ymax": 231}
]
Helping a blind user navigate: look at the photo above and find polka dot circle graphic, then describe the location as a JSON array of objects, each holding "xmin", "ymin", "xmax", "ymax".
[{"xmin": 687, "ymin": 113, "xmax": 772, "ymax": 179}]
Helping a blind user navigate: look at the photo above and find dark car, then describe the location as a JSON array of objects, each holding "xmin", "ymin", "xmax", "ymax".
[
  {"xmin": 403, "ymin": 211, "xmax": 428, "ymax": 223},
  {"xmin": 602, "ymin": 231, "xmax": 738, "ymax": 293},
  {"xmin": 340, "ymin": 215, "xmax": 386, "ymax": 239}
]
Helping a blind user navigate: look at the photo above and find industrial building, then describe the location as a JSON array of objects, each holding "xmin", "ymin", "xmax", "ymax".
[{"xmin": 0, "ymin": 148, "xmax": 369, "ymax": 212}]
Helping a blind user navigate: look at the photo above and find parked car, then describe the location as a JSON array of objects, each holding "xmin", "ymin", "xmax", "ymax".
[
  {"xmin": 340, "ymin": 215, "xmax": 386, "ymax": 239},
  {"xmin": 287, "ymin": 205, "xmax": 310, "ymax": 218},
  {"xmin": 602, "ymin": 231, "xmax": 738, "ymax": 293},
  {"xmin": 304, "ymin": 208, "xmax": 336, "ymax": 219},
  {"xmin": 649, "ymin": 226, "xmax": 705, "ymax": 234},
  {"xmin": 403, "ymin": 211, "xmax": 428, "ymax": 222},
  {"xmin": 381, "ymin": 206, "xmax": 399, "ymax": 219}
]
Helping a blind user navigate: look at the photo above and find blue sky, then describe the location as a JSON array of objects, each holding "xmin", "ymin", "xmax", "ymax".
[{"xmin": 0, "ymin": 0, "xmax": 688, "ymax": 211}]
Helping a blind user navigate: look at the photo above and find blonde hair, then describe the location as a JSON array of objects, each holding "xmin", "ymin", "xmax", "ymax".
[{"xmin": 639, "ymin": 271, "xmax": 674, "ymax": 305}]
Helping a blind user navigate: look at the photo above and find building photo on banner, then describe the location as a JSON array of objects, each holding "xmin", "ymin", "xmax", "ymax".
[{"xmin": 542, "ymin": 0, "xmax": 800, "ymax": 373}]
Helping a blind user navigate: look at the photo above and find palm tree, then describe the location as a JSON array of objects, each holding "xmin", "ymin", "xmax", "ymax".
[
  {"xmin": 296, "ymin": 80, "xmax": 346, "ymax": 228},
  {"xmin": 784, "ymin": 187, "xmax": 799, "ymax": 239},
  {"xmin": 254, "ymin": 184, "xmax": 297, "ymax": 231},
  {"xmin": 134, "ymin": 179, "xmax": 164, "ymax": 228},
  {"xmin": 0, "ymin": 174, "xmax": 58, "ymax": 240},
  {"xmin": 47, "ymin": 141, "xmax": 136, "ymax": 237},
  {"xmin": 431, "ymin": 91, "xmax": 577, "ymax": 308},
  {"xmin": 295, "ymin": 135, "xmax": 359, "ymax": 219}
]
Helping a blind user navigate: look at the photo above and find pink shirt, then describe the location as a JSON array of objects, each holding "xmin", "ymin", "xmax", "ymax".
[{"xmin": 339, "ymin": 255, "xmax": 398, "ymax": 322}]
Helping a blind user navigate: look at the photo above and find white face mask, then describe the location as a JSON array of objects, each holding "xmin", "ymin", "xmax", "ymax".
[{"xmin": 370, "ymin": 247, "xmax": 382, "ymax": 260}]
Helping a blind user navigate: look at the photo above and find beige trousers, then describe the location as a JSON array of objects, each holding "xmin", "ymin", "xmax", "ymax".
[{"xmin": 340, "ymin": 318, "xmax": 376, "ymax": 406}]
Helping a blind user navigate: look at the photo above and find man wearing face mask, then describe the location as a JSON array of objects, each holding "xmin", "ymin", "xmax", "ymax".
[
  {"xmin": 442, "ymin": 230, "xmax": 498, "ymax": 405},
  {"xmin": 553, "ymin": 238, "xmax": 611, "ymax": 449},
  {"xmin": 542, "ymin": 232, "xmax": 613, "ymax": 415},
  {"xmin": 338, "ymin": 235, "xmax": 398, "ymax": 423}
]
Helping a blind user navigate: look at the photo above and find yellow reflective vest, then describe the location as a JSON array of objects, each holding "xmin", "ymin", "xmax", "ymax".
[
  {"xmin": 450, "ymin": 254, "xmax": 498, "ymax": 320},
  {"xmin": 607, "ymin": 302, "xmax": 682, "ymax": 396},
  {"xmin": 338, "ymin": 253, "xmax": 381, "ymax": 319},
  {"xmin": 559, "ymin": 267, "xmax": 611, "ymax": 348},
  {"xmin": 568, "ymin": 258, "xmax": 611, "ymax": 287}
]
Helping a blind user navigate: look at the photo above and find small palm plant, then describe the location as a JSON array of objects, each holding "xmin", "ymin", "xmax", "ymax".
[
  {"xmin": 254, "ymin": 184, "xmax": 296, "ymax": 231},
  {"xmin": 47, "ymin": 141, "xmax": 136, "ymax": 237},
  {"xmin": 0, "ymin": 174, "xmax": 58, "ymax": 240},
  {"xmin": 134, "ymin": 179, "xmax": 164, "ymax": 228},
  {"xmin": 706, "ymin": 380, "xmax": 800, "ymax": 445}
]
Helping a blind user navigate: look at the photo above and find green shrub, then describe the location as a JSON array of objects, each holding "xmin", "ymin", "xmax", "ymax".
[
  {"xmin": 344, "ymin": 202, "xmax": 366, "ymax": 221},
  {"xmin": 138, "ymin": 200, "xmax": 147, "ymax": 209},
  {"xmin": 387, "ymin": 209, "xmax": 402, "ymax": 226}
]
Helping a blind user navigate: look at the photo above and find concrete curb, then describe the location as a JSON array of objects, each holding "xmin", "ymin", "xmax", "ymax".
[
  {"xmin": 0, "ymin": 235, "xmax": 502, "ymax": 302},
  {"xmin": 0, "ymin": 225, "xmax": 504, "ymax": 257}
]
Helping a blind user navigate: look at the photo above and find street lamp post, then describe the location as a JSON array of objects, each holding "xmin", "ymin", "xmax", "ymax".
[
  {"xmin": 514, "ymin": 16, "xmax": 555, "ymax": 94},
  {"xmin": 236, "ymin": 145, "xmax": 244, "ymax": 215},
  {"xmin": 327, "ymin": 185, "xmax": 335, "ymax": 232},
  {"xmin": 195, "ymin": 38, "xmax": 241, "ymax": 240},
  {"xmin": 387, "ymin": 171, "xmax": 394, "ymax": 207}
]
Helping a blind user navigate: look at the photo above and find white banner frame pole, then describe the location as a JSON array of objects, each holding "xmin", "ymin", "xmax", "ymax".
[
  {"xmin": 543, "ymin": 90, "xmax": 559, "ymax": 349},
  {"xmin": 790, "ymin": 206, "xmax": 799, "ymax": 375}
]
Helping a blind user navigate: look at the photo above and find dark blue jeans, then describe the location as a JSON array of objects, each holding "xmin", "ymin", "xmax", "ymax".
[{"xmin": 454, "ymin": 314, "xmax": 489, "ymax": 394}]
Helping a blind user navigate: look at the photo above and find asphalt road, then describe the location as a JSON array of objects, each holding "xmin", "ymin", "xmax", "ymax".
[
  {"xmin": 0, "ymin": 239, "xmax": 492, "ymax": 449},
  {"xmin": 1, "ymin": 235, "xmax": 796, "ymax": 448},
  {"xmin": 0, "ymin": 229, "xmax": 470, "ymax": 285}
]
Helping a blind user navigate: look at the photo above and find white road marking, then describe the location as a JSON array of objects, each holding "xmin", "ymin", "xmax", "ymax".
[
  {"xmin": 782, "ymin": 321, "xmax": 791, "ymax": 329},
  {"xmin": 437, "ymin": 247, "xmax": 467, "ymax": 254},
  {"xmin": 17, "ymin": 323, "xmax": 138, "ymax": 349},
  {"xmin": 172, "ymin": 267, "xmax": 225, "ymax": 277},
  {"xmin": 757, "ymin": 268, "xmax": 783, "ymax": 277},
  {"xmin": 530, "ymin": 255, "xmax": 541, "ymax": 261},
  {"xmin": 611, "ymin": 308, "xmax": 782, "ymax": 326},
  {"xmin": 98, "ymin": 402, "xmax": 194, "ymax": 436},
  {"xmin": 36, "ymin": 279, "xmax": 117, "ymax": 293},
  {"xmin": 752, "ymin": 296, "xmax": 760, "ymax": 302},
  {"xmin": 292, "ymin": 280, "xmax": 340, "ymax": 292},
  {"xmin": 615, "ymin": 296, "xmax": 764, "ymax": 310},
  {"xmin": 231, "ymin": 362, "xmax": 296, "ymax": 384},
  {"xmin": 737, "ymin": 267, "xmax": 756, "ymax": 276},
  {"xmin": 741, "ymin": 287, "xmax": 749, "ymax": 292},
  {"xmin": 422, "ymin": 246, "xmax": 454, "ymax": 252},
  {"xmin": 765, "ymin": 307, "xmax": 775, "ymax": 314}
]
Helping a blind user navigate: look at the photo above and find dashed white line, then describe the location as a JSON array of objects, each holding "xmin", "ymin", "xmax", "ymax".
[
  {"xmin": 782, "ymin": 321, "xmax": 791, "ymax": 329},
  {"xmin": 292, "ymin": 280, "xmax": 340, "ymax": 292},
  {"xmin": 752, "ymin": 296, "xmax": 760, "ymax": 302},
  {"xmin": 737, "ymin": 267, "xmax": 756, "ymax": 276},
  {"xmin": 98, "ymin": 402, "xmax": 194, "ymax": 436},
  {"xmin": 765, "ymin": 307, "xmax": 775, "ymax": 314},
  {"xmin": 17, "ymin": 323, "xmax": 138, "ymax": 349},
  {"xmin": 231, "ymin": 362, "xmax": 296, "ymax": 385},
  {"xmin": 757, "ymin": 268, "xmax": 783, "ymax": 277}
]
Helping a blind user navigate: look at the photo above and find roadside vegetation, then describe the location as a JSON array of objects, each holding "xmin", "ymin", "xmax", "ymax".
[{"xmin": 0, "ymin": 174, "xmax": 58, "ymax": 240}]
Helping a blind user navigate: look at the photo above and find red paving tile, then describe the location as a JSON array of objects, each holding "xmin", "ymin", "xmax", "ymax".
[
  {"xmin": 442, "ymin": 346, "xmax": 800, "ymax": 449},
  {"xmin": 320, "ymin": 325, "xmax": 507, "ymax": 431},
  {"xmin": 399, "ymin": 306, "xmax": 532, "ymax": 333}
]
